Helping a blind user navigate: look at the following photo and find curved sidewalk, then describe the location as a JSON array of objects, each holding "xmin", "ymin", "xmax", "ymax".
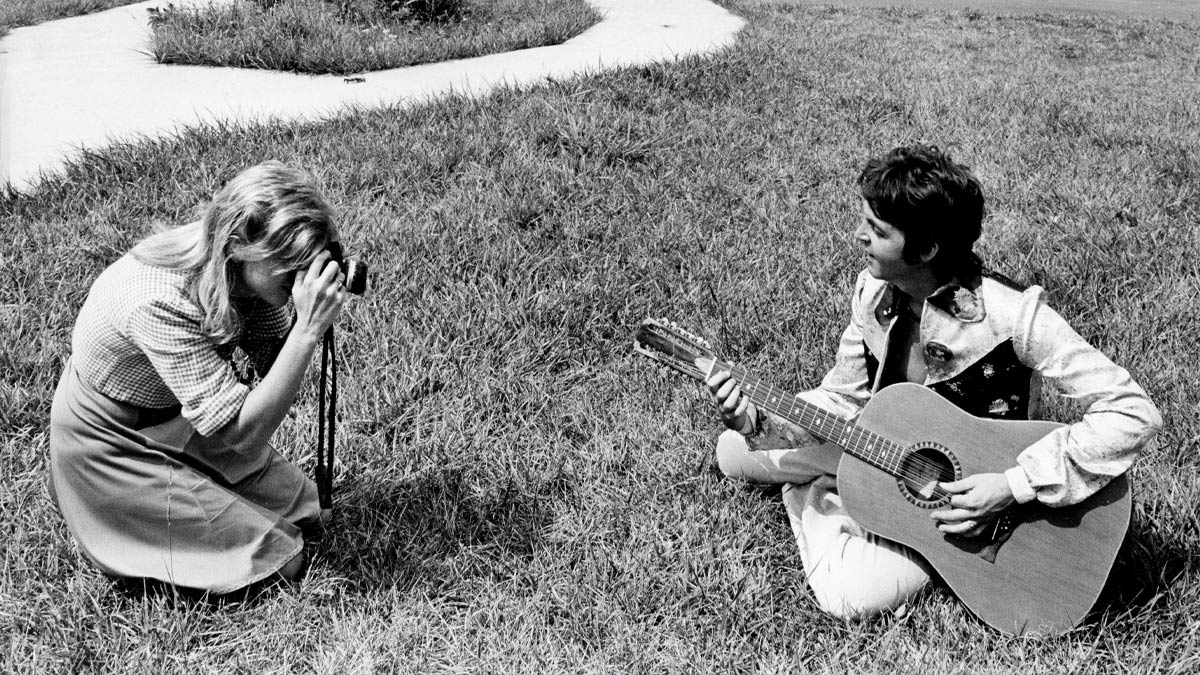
[{"xmin": 0, "ymin": 0, "xmax": 744, "ymax": 194}]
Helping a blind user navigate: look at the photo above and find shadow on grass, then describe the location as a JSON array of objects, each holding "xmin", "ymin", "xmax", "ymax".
[
  {"xmin": 318, "ymin": 465, "xmax": 569, "ymax": 594},
  {"xmin": 102, "ymin": 466, "xmax": 566, "ymax": 605},
  {"xmin": 109, "ymin": 573, "xmax": 302, "ymax": 609},
  {"xmin": 1090, "ymin": 513, "xmax": 1194, "ymax": 625}
]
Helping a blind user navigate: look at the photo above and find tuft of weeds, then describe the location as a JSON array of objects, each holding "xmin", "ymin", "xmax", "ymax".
[{"xmin": 368, "ymin": 0, "xmax": 464, "ymax": 23}]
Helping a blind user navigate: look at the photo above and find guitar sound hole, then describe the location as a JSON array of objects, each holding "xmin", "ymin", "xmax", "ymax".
[{"xmin": 897, "ymin": 445, "xmax": 959, "ymax": 508}]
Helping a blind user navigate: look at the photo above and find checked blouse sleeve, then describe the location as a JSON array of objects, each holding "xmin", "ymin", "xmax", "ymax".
[{"xmin": 124, "ymin": 296, "xmax": 250, "ymax": 437}]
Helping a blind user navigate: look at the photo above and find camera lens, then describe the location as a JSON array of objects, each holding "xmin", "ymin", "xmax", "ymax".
[{"xmin": 343, "ymin": 259, "xmax": 368, "ymax": 295}]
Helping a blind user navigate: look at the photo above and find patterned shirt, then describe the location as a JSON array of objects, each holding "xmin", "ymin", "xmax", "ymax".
[{"xmin": 71, "ymin": 254, "xmax": 293, "ymax": 436}]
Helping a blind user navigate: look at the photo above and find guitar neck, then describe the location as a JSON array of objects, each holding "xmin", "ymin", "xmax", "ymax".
[{"xmin": 708, "ymin": 359, "xmax": 908, "ymax": 477}]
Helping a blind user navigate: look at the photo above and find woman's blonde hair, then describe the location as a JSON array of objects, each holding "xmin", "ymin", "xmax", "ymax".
[{"xmin": 132, "ymin": 161, "xmax": 337, "ymax": 343}]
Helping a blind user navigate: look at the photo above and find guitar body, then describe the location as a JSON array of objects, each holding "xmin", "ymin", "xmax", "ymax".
[{"xmin": 840, "ymin": 383, "xmax": 1131, "ymax": 636}]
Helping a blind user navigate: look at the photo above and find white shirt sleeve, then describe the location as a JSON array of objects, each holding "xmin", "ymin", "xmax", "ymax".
[{"xmin": 1010, "ymin": 287, "xmax": 1162, "ymax": 506}]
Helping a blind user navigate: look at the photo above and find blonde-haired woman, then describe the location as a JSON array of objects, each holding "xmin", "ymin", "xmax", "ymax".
[{"xmin": 49, "ymin": 161, "xmax": 348, "ymax": 595}]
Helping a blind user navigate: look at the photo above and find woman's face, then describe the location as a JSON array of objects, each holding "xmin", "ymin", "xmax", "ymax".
[{"xmin": 238, "ymin": 258, "xmax": 294, "ymax": 307}]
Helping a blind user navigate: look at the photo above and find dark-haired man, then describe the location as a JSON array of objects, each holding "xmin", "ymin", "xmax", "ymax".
[{"xmin": 707, "ymin": 145, "xmax": 1161, "ymax": 619}]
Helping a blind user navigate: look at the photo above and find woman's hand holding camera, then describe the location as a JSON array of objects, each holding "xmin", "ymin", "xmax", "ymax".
[
  {"xmin": 707, "ymin": 370, "xmax": 755, "ymax": 435},
  {"xmin": 292, "ymin": 251, "xmax": 346, "ymax": 340},
  {"xmin": 216, "ymin": 249, "xmax": 346, "ymax": 453}
]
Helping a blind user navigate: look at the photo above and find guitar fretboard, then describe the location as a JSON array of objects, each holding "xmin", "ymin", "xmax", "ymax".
[{"xmin": 714, "ymin": 359, "xmax": 909, "ymax": 479}]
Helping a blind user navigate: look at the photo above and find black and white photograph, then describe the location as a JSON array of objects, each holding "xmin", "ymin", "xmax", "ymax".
[{"xmin": 1, "ymin": 0, "xmax": 1197, "ymax": 671}]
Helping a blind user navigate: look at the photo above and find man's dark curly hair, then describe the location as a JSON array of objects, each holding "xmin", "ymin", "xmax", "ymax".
[{"xmin": 857, "ymin": 145, "xmax": 985, "ymax": 281}]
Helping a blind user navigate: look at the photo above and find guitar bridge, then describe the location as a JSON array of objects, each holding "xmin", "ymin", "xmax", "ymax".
[{"xmin": 976, "ymin": 511, "xmax": 1016, "ymax": 564}]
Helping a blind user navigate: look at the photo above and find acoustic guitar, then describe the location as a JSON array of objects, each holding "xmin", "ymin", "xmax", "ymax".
[{"xmin": 633, "ymin": 318, "xmax": 1130, "ymax": 636}]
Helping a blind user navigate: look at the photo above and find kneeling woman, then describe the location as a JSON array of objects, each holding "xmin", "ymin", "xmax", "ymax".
[{"xmin": 49, "ymin": 162, "xmax": 348, "ymax": 594}]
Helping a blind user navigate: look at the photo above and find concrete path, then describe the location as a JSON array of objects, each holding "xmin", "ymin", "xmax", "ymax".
[
  {"xmin": 0, "ymin": 0, "xmax": 744, "ymax": 194},
  {"xmin": 3, "ymin": 0, "xmax": 1193, "ymax": 194}
]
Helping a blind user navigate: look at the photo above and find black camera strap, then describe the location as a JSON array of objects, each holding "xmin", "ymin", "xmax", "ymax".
[{"xmin": 316, "ymin": 326, "xmax": 336, "ymax": 513}]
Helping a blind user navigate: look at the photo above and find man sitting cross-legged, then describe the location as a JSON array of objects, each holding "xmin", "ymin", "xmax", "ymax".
[{"xmin": 708, "ymin": 144, "xmax": 1162, "ymax": 620}]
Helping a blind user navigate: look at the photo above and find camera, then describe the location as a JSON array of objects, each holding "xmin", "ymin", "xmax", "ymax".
[{"xmin": 326, "ymin": 241, "xmax": 368, "ymax": 295}]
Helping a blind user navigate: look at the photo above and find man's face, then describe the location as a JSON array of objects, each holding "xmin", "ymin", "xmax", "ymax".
[{"xmin": 855, "ymin": 199, "xmax": 925, "ymax": 284}]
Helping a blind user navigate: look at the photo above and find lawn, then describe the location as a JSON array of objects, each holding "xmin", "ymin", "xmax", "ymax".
[{"xmin": 3, "ymin": 0, "xmax": 1199, "ymax": 672}]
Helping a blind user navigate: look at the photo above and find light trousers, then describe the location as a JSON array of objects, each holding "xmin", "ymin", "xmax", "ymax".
[{"xmin": 717, "ymin": 429, "xmax": 932, "ymax": 619}]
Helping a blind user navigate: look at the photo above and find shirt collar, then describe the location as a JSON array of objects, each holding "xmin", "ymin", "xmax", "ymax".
[{"xmin": 876, "ymin": 274, "xmax": 986, "ymax": 325}]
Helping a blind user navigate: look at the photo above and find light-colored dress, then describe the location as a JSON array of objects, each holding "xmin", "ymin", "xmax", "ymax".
[{"xmin": 49, "ymin": 254, "xmax": 320, "ymax": 593}]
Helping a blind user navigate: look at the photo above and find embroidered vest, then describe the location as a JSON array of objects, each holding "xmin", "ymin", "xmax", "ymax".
[{"xmin": 862, "ymin": 271, "xmax": 1034, "ymax": 421}]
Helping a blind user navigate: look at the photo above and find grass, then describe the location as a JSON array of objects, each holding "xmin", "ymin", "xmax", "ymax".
[
  {"xmin": 148, "ymin": 0, "xmax": 603, "ymax": 75},
  {"xmin": 0, "ymin": 0, "xmax": 143, "ymax": 37},
  {"xmin": 4, "ymin": 0, "xmax": 1200, "ymax": 672}
]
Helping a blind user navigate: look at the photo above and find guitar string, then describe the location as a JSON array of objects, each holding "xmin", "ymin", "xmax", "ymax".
[
  {"xmin": 723, "ymin": 361, "xmax": 957, "ymax": 498},
  {"xmin": 740, "ymin": 369, "xmax": 953, "ymax": 486},
  {"xmin": 644, "ymin": 327, "xmax": 955, "ymax": 499},
  {"xmin": 644, "ymin": 330, "xmax": 956, "ymax": 491}
]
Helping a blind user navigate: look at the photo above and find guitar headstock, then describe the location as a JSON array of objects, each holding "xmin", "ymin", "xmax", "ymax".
[{"xmin": 632, "ymin": 318, "xmax": 718, "ymax": 382}]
